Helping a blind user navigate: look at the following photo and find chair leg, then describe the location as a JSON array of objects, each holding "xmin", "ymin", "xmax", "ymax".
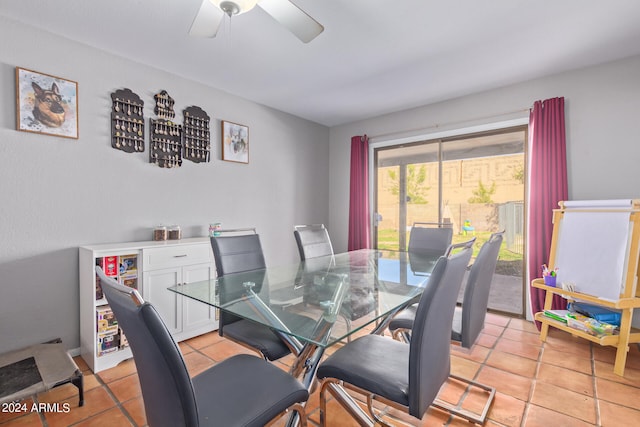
[
  {"xmin": 298, "ymin": 404, "xmax": 308, "ymax": 427},
  {"xmin": 321, "ymin": 378, "xmax": 423, "ymax": 426},
  {"xmin": 264, "ymin": 403, "xmax": 307, "ymax": 427},
  {"xmin": 341, "ymin": 314, "xmax": 352, "ymax": 343},
  {"xmin": 431, "ymin": 374, "xmax": 495, "ymax": 425},
  {"xmin": 290, "ymin": 403, "xmax": 308, "ymax": 427},
  {"xmin": 319, "ymin": 379, "xmax": 373, "ymax": 427},
  {"xmin": 366, "ymin": 394, "xmax": 394, "ymax": 427},
  {"xmin": 319, "ymin": 379, "xmax": 330, "ymax": 427},
  {"xmin": 391, "ymin": 328, "xmax": 411, "ymax": 343}
]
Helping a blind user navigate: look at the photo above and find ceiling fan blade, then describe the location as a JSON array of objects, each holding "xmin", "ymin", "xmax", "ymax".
[
  {"xmin": 258, "ymin": 0, "xmax": 324, "ymax": 43},
  {"xmin": 189, "ymin": 0, "xmax": 225, "ymax": 38}
]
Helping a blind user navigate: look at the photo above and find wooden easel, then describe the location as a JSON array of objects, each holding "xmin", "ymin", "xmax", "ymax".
[{"xmin": 533, "ymin": 200, "xmax": 640, "ymax": 376}]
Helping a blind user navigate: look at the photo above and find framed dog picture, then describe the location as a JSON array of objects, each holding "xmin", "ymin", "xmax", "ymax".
[
  {"xmin": 221, "ymin": 120, "xmax": 249, "ymax": 164},
  {"xmin": 15, "ymin": 67, "xmax": 79, "ymax": 139}
]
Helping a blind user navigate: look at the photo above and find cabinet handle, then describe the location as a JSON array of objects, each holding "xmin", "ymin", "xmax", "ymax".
[{"xmin": 173, "ymin": 254, "xmax": 188, "ymax": 258}]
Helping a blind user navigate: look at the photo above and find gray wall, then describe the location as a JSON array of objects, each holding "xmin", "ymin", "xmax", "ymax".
[
  {"xmin": 3, "ymin": 14, "xmax": 640, "ymax": 353},
  {"xmin": 0, "ymin": 17, "xmax": 330, "ymax": 354},
  {"xmin": 329, "ymin": 54, "xmax": 640, "ymax": 253}
]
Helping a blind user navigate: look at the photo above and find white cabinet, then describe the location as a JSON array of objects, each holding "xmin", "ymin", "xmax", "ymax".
[
  {"xmin": 79, "ymin": 238, "xmax": 217, "ymax": 373},
  {"xmin": 142, "ymin": 244, "xmax": 217, "ymax": 342},
  {"xmin": 182, "ymin": 263, "xmax": 217, "ymax": 333},
  {"xmin": 143, "ymin": 267, "xmax": 183, "ymax": 335},
  {"xmin": 79, "ymin": 247, "xmax": 138, "ymax": 374}
]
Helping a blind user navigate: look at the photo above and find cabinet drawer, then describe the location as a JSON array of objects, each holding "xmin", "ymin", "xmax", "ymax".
[{"xmin": 143, "ymin": 244, "xmax": 212, "ymax": 271}]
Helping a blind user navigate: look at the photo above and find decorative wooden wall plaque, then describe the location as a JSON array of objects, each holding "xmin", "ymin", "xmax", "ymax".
[
  {"xmin": 111, "ymin": 89, "xmax": 144, "ymax": 153},
  {"xmin": 183, "ymin": 106, "xmax": 211, "ymax": 163}
]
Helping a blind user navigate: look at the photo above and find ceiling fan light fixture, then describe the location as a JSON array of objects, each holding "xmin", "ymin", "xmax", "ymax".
[{"xmin": 210, "ymin": 0, "xmax": 259, "ymax": 17}]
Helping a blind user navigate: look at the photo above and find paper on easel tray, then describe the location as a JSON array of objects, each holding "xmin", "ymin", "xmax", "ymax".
[
  {"xmin": 562, "ymin": 199, "xmax": 634, "ymax": 209},
  {"xmin": 566, "ymin": 313, "xmax": 618, "ymax": 337}
]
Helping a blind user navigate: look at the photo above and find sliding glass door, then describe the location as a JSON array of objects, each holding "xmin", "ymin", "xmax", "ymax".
[
  {"xmin": 374, "ymin": 127, "xmax": 526, "ymax": 316},
  {"xmin": 375, "ymin": 142, "xmax": 440, "ymax": 251}
]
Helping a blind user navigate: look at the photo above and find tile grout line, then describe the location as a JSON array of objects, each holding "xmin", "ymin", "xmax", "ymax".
[
  {"xmin": 91, "ymin": 371, "xmax": 141, "ymax": 427},
  {"xmin": 519, "ymin": 324, "xmax": 545, "ymax": 427},
  {"xmin": 444, "ymin": 316, "xmax": 507, "ymax": 427},
  {"xmin": 590, "ymin": 343, "xmax": 602, "ymax": 427},
  {"xmin": 458, "ymin": 317, "xmax": 505, "ymax": 424},
  {"xmin": 34, "ymin": 394, "xmax": 48, "ymax": 427},
  {"xmin": 501, "ymin": 318, "xmax": 533, "ymax": 427}
]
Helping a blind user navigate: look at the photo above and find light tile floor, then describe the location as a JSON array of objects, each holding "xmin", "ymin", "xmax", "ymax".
[{"xmin": 2, "ymin": 313, "xmax": 639, "ymax": 426}]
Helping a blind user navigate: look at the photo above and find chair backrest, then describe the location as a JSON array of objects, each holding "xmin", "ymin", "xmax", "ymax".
[
  {"xmin": 293, "ymin": 224, "xmax": 334, "ymax": 260},
  {"xmin": 407, "ymin": 222, "xmax": 453, "ymax": 255},
  {"xmin": 210, "ymin": 229, "xmax": 266, "ymax": 276},
  {"xmin": 458, "ymin": 231, "xmax": 504, "ymax": 348},
  {"xmin": 408, "ymin": 239, "xmax": 473, "ymax": 418},
  {"xmin": 210, "ymin": 230, "xmax": 267, "ymax": 333},
  {"xmin": 96, "ymin": 267, "xmax": 199, "ymax": 427}
]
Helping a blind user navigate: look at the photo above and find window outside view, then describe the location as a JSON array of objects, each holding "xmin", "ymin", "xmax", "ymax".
[{"xmin": 375, "ymin": 129, "xmax": 525, "ymax": 315}]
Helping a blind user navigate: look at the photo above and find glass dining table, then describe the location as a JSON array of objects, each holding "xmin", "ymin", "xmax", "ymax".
[{"xmin": 169, "ymin": 248, "xmax": 441, "ymax": 425}]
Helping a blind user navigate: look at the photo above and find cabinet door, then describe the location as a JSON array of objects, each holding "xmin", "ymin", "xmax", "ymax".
[
  {"xmin": 182, "ymin": 263, "xmax": 217, "ymax": 331},
  {"xmin": 143, "ymin": 267, "xmax": 183, "ymax": 335}
]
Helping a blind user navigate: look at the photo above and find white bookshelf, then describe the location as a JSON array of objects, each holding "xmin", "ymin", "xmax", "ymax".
[{"xmin": 79, "ymin": 238, "xmax": 218, "ymax": 373}]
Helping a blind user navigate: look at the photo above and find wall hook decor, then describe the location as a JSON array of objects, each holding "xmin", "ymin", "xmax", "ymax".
[
  {"xmin": 182, "ymin": 105, "xmax": 211, "ymax": 163},
  {"xmin": 150, "ymin": 90, "xmax": 182, "ymax": 168},
  {"xmin": 110, "ymin": 88, "xmax": 144, "ymax": 153}
]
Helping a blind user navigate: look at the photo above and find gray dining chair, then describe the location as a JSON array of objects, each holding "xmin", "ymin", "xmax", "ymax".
[
  {"xmin": 315, "ymin": 240, "xmax": 473, "ymax": 426},
  {"xmin": 293, "ymin": 224, "xmax": 375, "ymax": 339},
  {"xmin": 389, "ymin": 222, "xmax": 456, "ymax": 342},
  {"xmin": 389, "ymin": 231, "xmax": 505, "ymax": 424},
  {"xmin": 452, "ymin": 231, "xmax": 504, "ymax": 349},
  {"xmin": 293, "ymin": 224, "xmax": 334, "ymax": 260},
  {"xmin": 389, "ymin": 232, "xmax": 503, "ymax": 346},
  {"xmin": 96, "ymin": 266, "xmax": 309, "ymax": 427},
  {"xmin": 407, "ymin": 222, "xmax": 454, "ymax": 254},
  {"xmin": 211, "ymin": 228, "xmax": 314, "ymax": 361}
]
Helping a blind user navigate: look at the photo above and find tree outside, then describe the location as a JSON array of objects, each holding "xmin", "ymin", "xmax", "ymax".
[
  {"xmin": 387, "ymin": 164, "xmax": 430, "ymax": 204},
  {"xmin": 468, "ymin": 180, "xmax": 496, "ymax": 204}
]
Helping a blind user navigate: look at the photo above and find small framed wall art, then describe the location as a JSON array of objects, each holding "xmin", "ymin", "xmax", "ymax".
[
  {"xmin": 221, "ymin": 120, "xmax": 249, "ymax": 164},
  {"xmin": 15, "ymin": 67, "xmax": 79, "ymax": 139}
]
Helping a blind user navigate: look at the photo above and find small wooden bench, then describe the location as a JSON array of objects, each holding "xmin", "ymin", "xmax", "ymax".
[{"xmin": 0, "ymin": 339, "xmax": 83, "ymax": 406}]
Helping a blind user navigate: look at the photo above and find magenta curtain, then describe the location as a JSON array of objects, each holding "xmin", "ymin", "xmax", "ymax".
[
  {"xmin": 348, "ymin": 135, "xmax": 371, "ymax": 251},
  {"xmin": 528, "ymin": 97, "xmax": 568, "ymax": 326}
]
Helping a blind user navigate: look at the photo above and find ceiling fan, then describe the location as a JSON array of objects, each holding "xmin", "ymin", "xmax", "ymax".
[{"xmin": 189, "ymin": 0, "xmax": 324, "ymax": 43}]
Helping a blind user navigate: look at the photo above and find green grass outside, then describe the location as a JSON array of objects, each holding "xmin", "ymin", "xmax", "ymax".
[{"xmin": 376, "ymin": 228, "xmax": 523, "ymax": 261}]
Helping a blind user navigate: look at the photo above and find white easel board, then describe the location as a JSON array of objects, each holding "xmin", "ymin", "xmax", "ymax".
[{"xmin": 552, "ymin": 200, "xmax": 635, "ymax": 301}]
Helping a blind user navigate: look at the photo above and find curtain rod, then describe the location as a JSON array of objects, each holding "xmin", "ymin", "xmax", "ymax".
[{"xmin": 368, "ymin": 106, "xmax": 532, "ymax": 141}]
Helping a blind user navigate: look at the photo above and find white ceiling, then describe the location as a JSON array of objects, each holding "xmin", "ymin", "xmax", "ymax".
[{"xmin": 3, "ymin": 0, "xmax": 640, "ymax": 127}]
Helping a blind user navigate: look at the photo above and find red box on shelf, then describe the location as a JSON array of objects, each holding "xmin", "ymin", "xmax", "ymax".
[{"xmin": 101, "ymin": 256, "xmax": 118, "ymax": 277}]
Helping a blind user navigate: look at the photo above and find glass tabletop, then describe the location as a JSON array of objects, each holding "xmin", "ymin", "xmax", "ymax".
[{"xmin": 168, "ymin": 249, "xmax": 441, "ymax": 348}]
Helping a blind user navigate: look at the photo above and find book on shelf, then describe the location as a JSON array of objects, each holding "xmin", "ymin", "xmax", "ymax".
[
  {"xmin": 567, "ymin": 302, "xmax": 621, "ymax": 326},
  {"xmin": 543, "ymin": 309, "xmax": 570, "ymax": 323}
]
